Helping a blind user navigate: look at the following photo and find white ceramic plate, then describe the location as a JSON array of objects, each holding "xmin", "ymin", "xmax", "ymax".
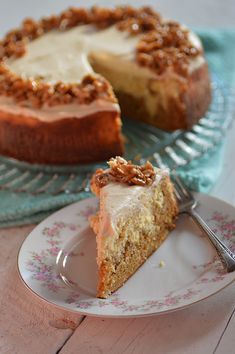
[{"xmin": 18, "ymin": 193, "xmax": 235, "ymax": 318}]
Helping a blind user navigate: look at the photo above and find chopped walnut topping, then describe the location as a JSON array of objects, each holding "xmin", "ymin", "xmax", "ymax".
[
  {"xmin": 93, "ymin": 169, "xmax": 113, "ymax": 188},
  {"xmin": 0, "ymin": 6, "xmax": 202, "ymax": 107},
  {"xmin": 136, "ymin": 23, "xmax": 201, "ymax": 76},
  {"xmin": 0, "ymin": 64, "xmax": 115, "ymax": 107},
  {"xmin": 93, "ymin": 157, "xmax": 156, "ymax": 189}
]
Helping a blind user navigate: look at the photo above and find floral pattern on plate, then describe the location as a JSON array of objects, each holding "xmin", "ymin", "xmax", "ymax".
[
  {"xmin": 18, "ymin": 195, "xmax": 235, "ymax": 317},
  {"xmin": 26, "ymin": 222, "xmax": 78, "ymax": 293}
]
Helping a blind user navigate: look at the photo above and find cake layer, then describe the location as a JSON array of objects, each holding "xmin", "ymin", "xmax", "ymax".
[
  {"xmin": 0, "ymin": 109, "xmax": 123, "ymax": 164},
  {"xmin": 97, "ymin": 227, "xmax": 170, "ymax": 298},
  {"xmin": 90, "ymin": 55, "xmax": 210, "ymax": 131},
  {"xmin": 115, "ymin": 63, "xmax": 211, "ymax": 131}
]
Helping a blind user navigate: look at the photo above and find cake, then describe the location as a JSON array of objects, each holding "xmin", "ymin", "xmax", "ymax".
[
  {"xmin": 90, "ymin": 157, "xmax": 178, "ymax": 298},
  {"xmin": 0, "ymin": 6, "xmax": 211, "ymax": 164}
]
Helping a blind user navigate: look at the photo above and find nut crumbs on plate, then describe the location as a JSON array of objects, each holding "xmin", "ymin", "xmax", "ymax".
[{"xmin": 159, "ymin": 260, "xmax": 166, "ymax": 268}]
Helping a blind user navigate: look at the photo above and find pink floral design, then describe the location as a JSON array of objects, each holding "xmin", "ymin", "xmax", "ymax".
[
  {"xmin": 143, "ymin": 289, "xmax": 200, "ymax": 311},
  {"xmin": 25, "ymin": 208, "xmax": 235, "ymax": 314},
  {"xmin": 74, "ymin": 301, "xmax": 94, "ymax": 309},
  {"xmin": 77, "ymin": 205, "xmax": 97, "ymax": 220},
  {"xmin": 68, "ymin": 251, "xmax": 85, "ymax": 257},
  {"xmin": 192, "ymin": 211, "xmax": 235, "ymax": 285},
  {"xmin": 195, "ymin": 258, "xmax": 227, "ymax": 285},
  {"xmin": 208, "ymin": 212, "xmax": 235, "ymax": 252},
  {"xmin": 26, "ymin": 221, "xmax": 79, "ymax": 293},
  {"xmin": 68, "ymin": 288, "xmax": 200, "ymax": 313},
  {"xmin": 64, "ymin": 210, "xmax": 235, "ymax": 313},
  {"xmin": 66, "ymin": 292, "xmax": 80, "ymax": 304}
]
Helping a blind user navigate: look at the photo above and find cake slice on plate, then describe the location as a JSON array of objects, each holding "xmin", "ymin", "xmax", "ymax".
[{"xmin": 90, "ymin": 157, "xmax": 178, "ymax": 298}]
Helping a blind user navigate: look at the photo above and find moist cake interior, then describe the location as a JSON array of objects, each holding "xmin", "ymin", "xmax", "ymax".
[{"xmin": 90, "ymin": 157, "xmax": 178, "ymax": 298}]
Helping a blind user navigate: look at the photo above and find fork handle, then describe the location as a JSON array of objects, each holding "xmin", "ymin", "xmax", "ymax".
[{"xmin": 187, "ymin": 208, "xmax": 235, "ymax": 273}]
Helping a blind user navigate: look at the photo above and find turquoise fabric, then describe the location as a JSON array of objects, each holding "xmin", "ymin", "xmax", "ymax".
[
  {"xmin": 0, "ymin": 29, "xmax": 234, "ymax": 228},
  {"xmin": 178, "ymin": 29, "xmax": 235, "ymax": 192}
]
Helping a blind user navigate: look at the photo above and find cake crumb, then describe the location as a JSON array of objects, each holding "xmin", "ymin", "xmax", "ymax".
[{"xmin": 159, "ymin": 260, "xmax": 165, "ymax": 268}]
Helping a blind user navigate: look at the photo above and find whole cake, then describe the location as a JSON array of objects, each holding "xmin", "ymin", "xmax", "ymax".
[
  {"xmin": 0, "ymin": 6, "xmax": 211, "ymax": 164},
  {"xmin": 90, "ymin": 157, "xmax": 178, "ymax": 298}
]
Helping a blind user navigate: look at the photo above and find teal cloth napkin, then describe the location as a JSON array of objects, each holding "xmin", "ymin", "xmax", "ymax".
[
  {"xmin": 0, "ymin": 29, "xmax": 234, "ymax": 228},
  {"xmin": 177, "ymin": 29, "xmax": 235, "ymax": 191}
]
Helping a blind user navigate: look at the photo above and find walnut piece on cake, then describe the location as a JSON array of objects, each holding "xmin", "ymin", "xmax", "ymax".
[{"xmin": 91, "ymin": 156, "xmax": 156, "ymax": 195}]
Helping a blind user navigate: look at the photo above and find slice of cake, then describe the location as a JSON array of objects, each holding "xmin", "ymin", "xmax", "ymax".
[{"xmin": 90, "ymin": 157, "xmax": 178, "ymax": 298}]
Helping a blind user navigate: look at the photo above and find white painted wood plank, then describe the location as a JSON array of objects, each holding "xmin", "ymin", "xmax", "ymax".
[
  {"xmin": 0, "ymin": 226, "xmax": 82, "ymax": 354},
  {"xmin": 60, "ymin": 284, "xmax": 235, "ymax": 354},
  {"xmin": 214, "ymin": 305, "xmax": 235, "ymax": 354}
]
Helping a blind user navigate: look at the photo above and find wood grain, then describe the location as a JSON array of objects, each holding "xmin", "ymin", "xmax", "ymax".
[
  {"xmin": 59, "ymin": 284, "xmax": 235, "ymax": 354},
  {"xmin": 214, "ymin": 305, "xmax": 235, "ymax": 354},
  {"xmin": 0, "ymin": 226, "xmax": 82, "ymax": 354}
]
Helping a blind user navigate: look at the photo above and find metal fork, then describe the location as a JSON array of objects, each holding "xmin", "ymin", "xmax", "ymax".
[{"xmin": 171, "ymin": 171, "xmax": 235, "ymax": 273}]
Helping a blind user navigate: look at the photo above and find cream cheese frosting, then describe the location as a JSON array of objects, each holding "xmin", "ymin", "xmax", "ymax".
[
  {"xmin": 2, "ymin": 25, "xmax": 140, "ymax": 121},
  {"xmin": 6, "ymin": 24, "xmax": 203, "ymax": 83},
  {"xmin": 2, "ymin": 23, "xmax": 204, "ymax": 122},
  {"xmin": 0, "ymin": 96, "xmax": 119, "ymax": 122},
  {"xmin": 6, "ymin": 25, "xmax": 140, "ymax": 83}
]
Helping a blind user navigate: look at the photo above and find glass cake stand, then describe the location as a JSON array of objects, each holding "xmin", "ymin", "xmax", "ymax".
[{"xmin": 0, "ymin": 75, "xmax": 234, "ymax": 195}]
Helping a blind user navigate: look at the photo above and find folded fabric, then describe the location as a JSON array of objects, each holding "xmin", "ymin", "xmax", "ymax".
[
  {"xmin": 177, "ymin": 29, "xmax": 235, "ymax": 193},
  {"xmin": 0, "ymin": 29, "xmax": 234, "ymax": 228}
]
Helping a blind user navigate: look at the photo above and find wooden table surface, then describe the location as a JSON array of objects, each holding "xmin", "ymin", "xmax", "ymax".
[{"xmin": 0, "ymin": 1, "xmax": 235, "ymax": 353}]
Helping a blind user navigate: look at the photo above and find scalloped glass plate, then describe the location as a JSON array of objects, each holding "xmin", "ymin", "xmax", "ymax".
[
  {"xmin": 18, "ymin": 192, "xmax": 235, "ymax": 317},
  {"xmin": 0, "ymin": 75, "xmax": 234, "ymax": 195}
]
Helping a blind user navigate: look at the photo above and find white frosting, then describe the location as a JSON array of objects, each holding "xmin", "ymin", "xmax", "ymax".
[
  {"xmin": 0, "ymin": 96, "xmax": 119, "ymax": 122},
  {"xmin": 187, "ymin": 30, "xmax": 205, "ymax": 71},
  {"xmin": 6, "ymin": 25, "xmax": 140, "ymax": 83},
  {"xmin": 2, "ymin": 23, "xmax": 205, "ymax": 122},
  {"xmin": 6, "ymin": 24, "xmax": 203, "ymax": 82},
  {"xmin": 3, "ymin": 25, "xmax": 139, "ymax": 121},
  {"xmin": 96, "ymin": 168, "xmax": 168, "ymax": 264}
]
